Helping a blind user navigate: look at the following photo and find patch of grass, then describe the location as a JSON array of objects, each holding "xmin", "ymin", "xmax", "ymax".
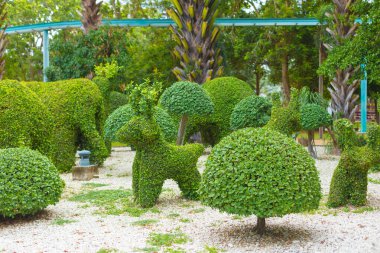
[
  {"xmin": 132, "ymin": 219, "xmax": 159, "ymax": 227},
  {"xmin": 147, "ymin": 230, "xmax": 189, "ymax": 247},
  {"xmin": 180, "ymin": 203, "xmax": 194, "ymax": 208},
  {"xmin": 369, "ymin": 177, "xmax": 380, "ymax": 184},
  {"xmin": 69, "ymin": 189, "xmax": 153, "ymax": 217},
  {"xmin": 106, "ymin": 174, "xmax": 113, "ymax": 177},
  {"xmin": 97, "ymin": 249, "xmax": 118, "ymax": 253},
  {"xmin": 117, "ymin": 172, "xmax": 131, "ymax": 178},
  {"xmin": 352, "ymin": 206, "xmax": 376, "ymax": 214},
  {"xmin": 179, "ymin": 218, "xmax": 191, "ymax": 223},
  {"xmin": 112, "ymin": 142, "xmax": 127, "ymax": 147},
  {"xmin": 190, "ymin": 208, "xmax": 206, "ymax": 214},
  {"xmin": 134, "ymin": 247, "xmax": 160, "ymax": 252},
  {"xmin": 164, "ymin": 247, "xmax": 186, "ymax": 253},
  {"xmin": 51, "ymin": 218, "xmax": 77, "ymax": 226},
  {"xmin": 167, "ymin": 213, "xmax": 181, "ymax": 219},
  {"xmin": 82, "ymin": 183, "xmax": 109, "ymax": 188},
  {"xmin": 203, "ymin": 245, "xmax": 226, "ymax": 253}
]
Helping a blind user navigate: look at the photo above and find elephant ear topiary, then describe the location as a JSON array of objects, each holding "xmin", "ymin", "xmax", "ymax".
[
  {"xmin": 104, "ymin": 104, "xmax": 177, "ymax": 145},
  {"xmin": 230, "ymin": 95, "xmax": 272, "ymax": 130},
  {"xmin": 0, "ymin": 148, "xmax": 64, "ymax": 218},
  {"xmin": 0, "ymin": 80, "xmax": 53, "ymax": 156},
  {"xmin": 199, "ymin": 127, "xmax": 321, "ymax": 235},
  {"xmin": 160, "ymin": 81, "xmax": 214, "ymax": 145}
]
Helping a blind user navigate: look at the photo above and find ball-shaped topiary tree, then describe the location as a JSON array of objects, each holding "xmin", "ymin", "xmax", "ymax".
[
  {"xmin": 0, "ymin": 80, "xmax": 53, "ymax": 156},
  {"xmin": 199, "ymin": 127, "xmax": 321, "ymax": 235},
  {"xmin": 300, "ymin": 104, "xmax": 332, "ymax": 158},
  {"xmin": 0, "ymin": 148, "xmax": 65, "ymax": 218},
  {"xmin": 160, "ymin": 81, "xmax": 214, "ymax": 145},
  {"xmin": 200, "ymin": 77, "xmax": 253, "ymax": 145},
  {"xmin": 104, "ymin": 104, "xmax": 177, "ymax": 145},
  {"xmin": 230, "ymin": 95, "xmax": 272, "ymax": 130}
]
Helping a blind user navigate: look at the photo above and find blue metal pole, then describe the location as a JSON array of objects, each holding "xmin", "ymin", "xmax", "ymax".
[
  {"xmin": 43, "ymin": 30, "xmax": 49, "ymax": 82},
  {"xmin": 361, "ymin": 64, "xmax": 368, "ymax": 133}
]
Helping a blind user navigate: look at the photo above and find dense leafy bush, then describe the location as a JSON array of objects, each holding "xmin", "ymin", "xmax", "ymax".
[
  {"xmin": 104, "ymin": 104, "xmax": 177, "ymax": 144},
  {"xmin": 300, "ymin": 104, "xmax": 332, "ymax": 131},
  {"xmin": 199, "ymin": 127, "xmax": 321, "ymax": 233},
  {"xmin": 92, "ymin": 77, "xmax": 111, "ymax": 115},
  {"xmin": 160, "ymin": 81, "xmax": 214, "ymax": 145},
  {"xmin": 230, "ymin": 95, "xmax": 272, "ymax": 130},
  {"xmin": 0, "ymin": 148, "xmax": 64, "ymax": 218},
  {"xmin": 24, "ymin": 79, "xmax": 108, "ymax": 172},
  {"xmin": 198, "ymin": 77, "xmax": 253, "ymax": 145},
  {"xmin": 109, "ymin": 91, "xmax": 129, "ymax": 113},
  {"xmin": 0, "ymin": 80, "xmax": 53, "ymax": 156},
  {"xmin": 265, "ymin": 89, "xmax": 301, "ymax": 136},
  {"xmin": 328, "ymin": 120, "xmax": 380, "ymax": 207}
]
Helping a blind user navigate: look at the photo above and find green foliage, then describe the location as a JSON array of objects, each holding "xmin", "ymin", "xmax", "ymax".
[
  {"xmin": 265, "ymin": 89, "xmax": 301, "ymax": 136},
  {"xmin": 328, "ymin": 120, "xmax": 380, "ymax": 207},
  {"xmin": 131, "ymin": 219, "xmax": 159, "ymax": 226},
  {"xmin": 199, "ymin": 127, "xmax": 321, "ymax": 218},
  {"xmin": 95, "ymin": 60, "xmax": 121, "ymax": 79},
  {"xmin": 147, "ymin": 230, "xmax": 189, "ymax": 247},
  {"xmin": 117, "ymin": 117, "xmax": 203, "ymax": 208},
  {"xmin": 92, "ymin": 76, "xmax": 112, "ymax": 115},
  {"xmin": 160, "ymin": 81, "xmax": 214, "ymax": 117},
  {"xmin": 198, "ymin": 77, "xmax": 253, "ymax": 145},
  {"xmin": 109, "ymin": 91, "xmax": 129, "ymax": 113},
  {"xmin": 0, "ymin": 80, "xmax": 53, "ymax": 156},
  {"xmin": 0, "ymin": 148, "xmax": 64, "ymax": 218},
  {"xmin": 51, "ymin": 218, "xmax": 77, "ymax": 226},
  {"xmin": 104, "ymin": 104, "xmax": 177, "ymax": 144},
  {"xmin": 24, "ymin": 79, "xmax": 108, "ymax": 172},
  {"xmin": 230, "ymin": 95, "xmax": 272, "ymax": 130},
  {"xmin": 300, "ymin": 104, "xmax": 332, "ymax": 131},
  {"xmin": 69, "ymin": 189, "xmax": 152, "ymax": 217}
]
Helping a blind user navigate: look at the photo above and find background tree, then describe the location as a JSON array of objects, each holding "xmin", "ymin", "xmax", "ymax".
[
  {"xmin": 81, "ymin": 0, "xmax": 102, "ymax": 34},
  {"xmin": 167, "ymin": 0, "xmax": 224, "ymax": 84},
  {"xmin": 0, "ymin": 0, "xmax": 7, "ymax": 80}
]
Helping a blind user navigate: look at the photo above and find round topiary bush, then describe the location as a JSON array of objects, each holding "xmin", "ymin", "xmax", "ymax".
[
  {"xmin": 300, "ymin": 104, "xmax": 332, "ymax": 131},
  {"xmin": 105, "ymin": 104, "xmax": 177, "ymax": 144},
  {"xmin": 109, "ymin": 91, "xmax": 129, "ymax": 113},
  {"xmin": 230, "ymin": 95, "xmax": 272, "ymax": 130},
  {"xmin": 0, "ymin": 80, "xmax": 53, "ymax": 156},
  {"xmin": 199, "ymin": 127, "xmax": 321, "ymax": 234},
  {"xmin": 0, "ymin": 148, "xmax": 65, "ymax": 218},
  {"xmin": 199, "ymin": 77, "xmax": 253, "ymax": 145}
]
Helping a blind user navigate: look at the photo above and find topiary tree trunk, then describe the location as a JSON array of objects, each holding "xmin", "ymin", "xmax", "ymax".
[
  {"xmin": 0, "ymin": 0, "xmax": 8, "ymax": 80},
  {"xmin": 256, "ymin": 217, "xmax": 266, "ymax": 236},
  {"xmin": 81, "ymin": 0, "xmax": 102, "ymax": 35},
  {"xmin": 307, "ymin": 130, "xmax": 317, "ymax": 159}
]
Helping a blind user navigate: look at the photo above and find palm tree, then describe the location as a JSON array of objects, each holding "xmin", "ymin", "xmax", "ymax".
[
  {"xmin": 324, "ymin": 0, "xmax": 360, "ymax": 121},
  {"xmin": 0, "ymin": 0, "xmax": 8, "ymax": 80},
  {"xmin": 81, "ymin": 0, "xmax": 103, "ymax": 35},
  {"xmin": 167, "ymin": 0, "xmax": 224, "ymax": 85}
]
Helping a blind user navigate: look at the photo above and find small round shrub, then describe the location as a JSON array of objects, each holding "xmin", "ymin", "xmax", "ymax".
[
  {"xmin": 230, "ymin": 95, "xmax": 272, "ymax": 130},
  {"xmin": 0, "ymin": 80, "xmax": 53, "ymax": 156},
  {"xmin": 160, "ymin": 81, "xmax": 214, "ymax": 116},
  {"xmin": 300, "ymin": 104, "xmax": 332, "ymax": 131},
  {"xmin": 105, "ymin": 104, "xmax": 177, "ymax": 144},
  {"xmin": 199, "ymin": 77, "xmax": 253, "ymax": 145},
  {"xmin": 109, "ymin": 91, "xmax": 129, "ymax": 113},
  {"xmin": 199, "ymin": 128, "xmax": 321, "ymax": 219},
  {"xmin": 0, "ymin": 148, "xmax": 65, "ymax": 218}
]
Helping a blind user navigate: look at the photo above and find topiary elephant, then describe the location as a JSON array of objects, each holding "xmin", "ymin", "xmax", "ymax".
[
  {"xmin": 328, "ymin": 119, "xmax": 380, "ymax": 207},
  {"xmin": 117, "ymin": 116, "xmax": 204, "ymax": 208}
]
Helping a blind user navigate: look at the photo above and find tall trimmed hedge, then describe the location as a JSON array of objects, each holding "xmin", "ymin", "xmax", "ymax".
[
  {"xmin": 0, "ymin": 80, "xmax": 53, "ymax": 156},
  {"xmin": 92, "ymin": 76, "xmax": 111, "ymax": 115},
  {"xmin": 198, "ymin": 77, "xmax": 253, "ymax": 145},
  {"xmin": 0, "ymin": 148, "xmax": 64, "ymax": 218},
  {"xmin": 24, "ymin": 79, "xmax": 108, "ymax": 172},
  {"xmin": 230, "ymin": 95, "xmax": 272, "ymax": 130},
  {"xmin": 199, "ymin": 127, "xmax": 321, "ymax": 233},
  {"xmin": 104, "ymin": 104, "xmax": 177, "ymax": 144}
]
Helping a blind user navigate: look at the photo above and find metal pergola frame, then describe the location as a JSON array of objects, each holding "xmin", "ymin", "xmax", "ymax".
[{"xmin": 4, "ymin": 18, "xmax": 367, "ymax": 132}]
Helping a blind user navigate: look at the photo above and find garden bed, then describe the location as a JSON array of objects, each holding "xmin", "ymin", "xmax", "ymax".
[{"xmin": 1, "ymin": 148, "xmax": 380, "ymax": 253}]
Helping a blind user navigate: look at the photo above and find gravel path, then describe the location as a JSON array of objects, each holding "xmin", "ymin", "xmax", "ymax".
[{"xmin": 1, "ymin": 147, "xmax": 380, "ymax": 253}]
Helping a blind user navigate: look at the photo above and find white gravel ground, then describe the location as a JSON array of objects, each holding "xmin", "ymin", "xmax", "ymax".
[{"xmin": 1, "ymin": 147, "xmax": 380, "ymax": 253}]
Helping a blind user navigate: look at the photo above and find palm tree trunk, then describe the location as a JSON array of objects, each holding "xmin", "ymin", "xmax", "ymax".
[{"xmin": 282, "ymin": 54, "xmax": 290, "ymax": 104}]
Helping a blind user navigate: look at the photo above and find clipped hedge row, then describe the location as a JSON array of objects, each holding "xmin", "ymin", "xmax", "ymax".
[
  {"xmin": 0, "ymin": 80, "xmax": 53, "ymax": 156},
  {"xmin": 0, "ymin": 148, "xmax": 64, "ymax": 218},
  {"xmin": 24, "ymin": 79, "xmax": 108, "ymax": 172}
]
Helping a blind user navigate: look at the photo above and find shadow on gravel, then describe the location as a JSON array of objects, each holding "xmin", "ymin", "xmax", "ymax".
[
  {"xmin": 0, "ymin": 210, "xmax": 53, "ymax": 228},
  {"xmin": 210, "ymin": 220, "xmax": 315, "ymax": 248}
]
